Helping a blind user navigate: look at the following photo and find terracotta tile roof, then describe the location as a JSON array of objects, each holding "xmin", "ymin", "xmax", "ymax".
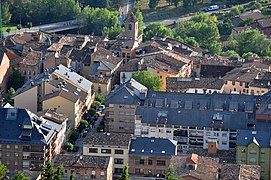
[
  {"xmin": 239, "ymin": 12, "xmax": 265, "ymax": 21},
  {"xmin": 42, "ymin": 89, "xmax": 79, "ymax": 103},
  {"xmin": 54, "ymin": 154, "xmax": 110, "ymax": 168},
  {"xmin": 20, "ymin": 50, "xmax": 42, "ymax": 66},
  {"xmin": 257, "ymin": 18, "xmax": 271, "ymax": 28},
  {"xmin": 5, "ymin": 51, "xmax": 19, "ymax": 60}
]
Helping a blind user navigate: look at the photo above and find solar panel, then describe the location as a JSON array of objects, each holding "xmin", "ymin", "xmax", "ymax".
[
  {"xmin": 199, "ymin": 100, "xmax": 208, "ymax": 110},
  {"xmin": 245, "ymin": 102, "xmax": 254, "ymax": 113},
  {"xmin": 229, "ymin": 101, "xmax": 239, "ymax": 112},
  {"xmin": 155, "ymin": 99, "xmax": 163, "ymax": 107},
  {"xmin": 185, "ymin": 101, "xmax": 193, "ymax": 109},
  {"xmin": 170, "ymin": 100, "xmax": 178, "ymax": 108},
  {"xmin": 214, "ymin": 101, "xmax": 224, "ymax": 111}
]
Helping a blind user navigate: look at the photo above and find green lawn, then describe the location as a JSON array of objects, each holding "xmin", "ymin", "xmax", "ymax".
[{"xmin": 2, "ymin": 25, "xmax": 17, "ymax": 33}]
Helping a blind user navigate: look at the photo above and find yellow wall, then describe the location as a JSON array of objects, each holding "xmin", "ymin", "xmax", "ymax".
[
  {"xmin": 148, "ymin": 67, "xmax": 177, "ymax": 91},
  {"xmin": 42, "ymin": 96, "xmax": 79, "ymax": 127},
  {"xmin": 14, "ymin": 86, "xmax": 38, "ymax": 113},
  {"xmin": 93, "ymin": 81, "xmax": 111, "ymax": 96}
]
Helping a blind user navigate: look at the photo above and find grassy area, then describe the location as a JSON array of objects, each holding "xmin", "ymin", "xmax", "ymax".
[
  {"xmin": 2, "ymin": 25, "xmax": 17, "ymax": 33},
  {"xmin": 139, "ymin": 0, "xmax": 253, "ymax": 22}
]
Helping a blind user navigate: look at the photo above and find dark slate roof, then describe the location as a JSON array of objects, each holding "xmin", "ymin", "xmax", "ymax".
[
  {"xmin": 129, "ymin": 137, "xmax": 177, "ymax": 157},
  {"xmin": 166, "ymin": 77, "xmax": 225, "ymax": 91},
  {"xmin": 83, "ymin": 133, "xmax": 131, "ymax": 147},
  {"xmin": 54, "ymin": 155, "xmax": 110, "ymax": 168},
  {"xmin": 236, "ymin": 130, "xmax": 270, "ymax": 147},
  {"xmin": 134, "ymin": 91, "xmax": 270, "ymax": 130},
  {"xmin": 104, "ymin": 79, "xmax": 147, "ymax": 105},
  {"xmin": 0, "ymin": 107, "xmax": 56, "ymax": 145}
]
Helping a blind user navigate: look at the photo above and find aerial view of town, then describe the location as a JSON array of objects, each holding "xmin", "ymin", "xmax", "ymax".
[{"xmin": 1, "ymin": 0, "xmax": 271, "ymax": 179}]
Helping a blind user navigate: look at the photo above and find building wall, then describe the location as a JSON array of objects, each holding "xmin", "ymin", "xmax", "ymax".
[
  {"xmin": 148, "ymin": 67, "xmax": 177, "ymax": 92},
  {"xmin": 186, "ymin": 88, "xmax": 224, "ymax": 94},
  {"xmin": 83, "ymin": 145, "xmax": 129, "ymax": 174},
  {"xmin": 105, "ymin": 103, "xmax": 138, "ymax": 134},
  {"xmin": 19, "ymin": 63, "xmax": 41, "ymax": 80},
  {"xmin": 129, "ymin": 155, "xmax": 170, "ymax": 176},
  {"xmin": 236, "ymin": 144, "xmax": 270, "ymax": 180},
  {"xmin": 223, "ymin": 80, "xmax": 250, "ymax": 95},
  {"xmin": 92, "ymin": 81, "xmax": 111, "ymax": 96},
  {"xmin": 0, "ymin": 53, "xmax": 10, "ymax": 97},
  {"xmin": 248, "ymin": 86, "xmax": 269, "ymax": 96},
  {"xmin": 135, "ymin": 118, "xmax": 235, "ymax": 151},
  {"xmin": 14, "ymin": 86, "xmax": 38, "ymax": 113},
  {"xmin": 120, "ymin": 72, "xmax": 133, "ymax": 84},
  {"xmin": 42, "ymin": 96, "xmax": 78, "ymax": 127}
]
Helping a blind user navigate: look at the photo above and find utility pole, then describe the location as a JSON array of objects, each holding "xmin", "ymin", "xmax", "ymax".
[{"xmin": 0, "ymin": 0, "xmax": 3, "ymax": 40}]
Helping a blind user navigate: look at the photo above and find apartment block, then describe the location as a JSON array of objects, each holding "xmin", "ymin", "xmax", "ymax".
[{"xmin": 83, "ymin": 133, "xmax": 131, "ymax": 176}]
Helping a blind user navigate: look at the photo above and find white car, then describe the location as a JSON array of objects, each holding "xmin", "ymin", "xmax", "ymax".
[{"xmin": 207, "ymin": 5, "xmax": 219, "ymax": 11}]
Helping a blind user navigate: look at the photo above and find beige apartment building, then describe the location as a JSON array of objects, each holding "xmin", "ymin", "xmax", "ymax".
[
  {"xmin": 83, "ymin": 133, "xmax": 131, "ymax": 176},
  {"xmin": 54, "ymin": 155, "xmax": 113, "ymax": 180},
  {"xmin": 0, "ymin": 52, "xmax": 10, "ymax": 97},
  {"xmin": 104, "ymin": 79, "xmax": 148, "ymax": 134}
]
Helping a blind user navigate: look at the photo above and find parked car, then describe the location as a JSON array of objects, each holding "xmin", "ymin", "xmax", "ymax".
[{"xmin": 207, "ymin": 5, "xmax": 219, "ymax": 11}]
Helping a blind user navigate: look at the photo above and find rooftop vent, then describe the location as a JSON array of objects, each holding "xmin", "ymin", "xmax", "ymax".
[
  {"xmin": 142, "ymin": 149, "xmax": 145, "ymax": 152},
  {"xmin": 252, "ymin": 131, "xmax": 257, "ymax": 135},
  {"xmin": 150, "ymin": 150, "xmax": 153, "ymax": 153},
  {"xmin": 151, "ymin": 139, "xmax": 155, "ymax": 143},
  {"xmin": 131, "ymin": 149, "xmax": 135, "ymax": 152},
  {"xmin": 161, "ymin": 151, "xmax": 165, "ymax": 154}
]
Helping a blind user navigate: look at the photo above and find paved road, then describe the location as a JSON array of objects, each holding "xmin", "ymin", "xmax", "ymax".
[{"xmin": 3, "ymin": 19, "xmax": 77, "ymax": 37}]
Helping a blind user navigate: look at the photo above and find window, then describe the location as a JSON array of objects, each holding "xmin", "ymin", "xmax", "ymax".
[
  {"xmin": 109, "ymin": 104, "xmax": 114, "ymax": 108},
  {"xmin": 7, "ymin": 145, "xmax": 10, "ymax": 149},
  {"xmin": 14, "ymin": 153, "xmax": 18, "ymax": 157},
  {"xmin": 157, "ymin": 160, "xmax": 166, "ymax": 166},
  {"xmin": 148, "ymin": 160, "xmax": 153, "ymax": 165},
  {"xmin": 222, "ymin": 133, "xmax": 227, "ymax": 137},
  {"xmin": 100, "ymin": 171, "xmax": 104, "ymax": 176},
  {"xmin": 233, "ymin": 88, "xmax": 236, "ymax": 91},
  {"xmin": 261, "ymin": 150, "xmax": 266, "ymax": 154},
  {"xmin": 114, "ymin": 158, "xmax": 124, "ymax": 164},
  {"xmin": 114, "ymin": 168, "xmax": 123, "ymax": 174},
  {"xmin": 240, "ymin": 82, "xmax": 243, "ymax": 86},
  {"xmin": 115, "ymin": 149, "xmax": 124, "ymax": 154},
  {"xmin": 260, "ymin": 159, "xmax": 265, "ymax": 163},
  {"xmin": 135, "ymin": 159, "xmax": 144, "ymax": 165},
  {"xmin": 249, "ymin": 158, "xmax": 257, "ymax": 163},
  {"xmin": 15, "ymin": 145, "xmax": 18, "ymax": 149},
  {"xmin": 101, "ymin": 149, "xmax": 111, "ymax": 154},
  {"xmin": 232, "ymin": 81, "xmax": 235, "ymax": 85},
  {"xmin": 15, "ymin": 161, "xmax": 18, "ymax": 165},
  {"xmin": 241, "ymin": 149, "xmax": 246, "ymax": 153},
  {"xmin": 129, "ymin": 24, "xmax": 132, "ymax": 30},
  {"xmin": 6, "ymin": 152, "xmax": 10, "ymax": 157},
  {"xmin": 222, "ymin": 141, "xmax": 227, "ymax": 145},
  {"xmin": 89, "ymin": 148, "xmax": 98, "ymax": 153},
  {"xmin": 249, "ymin": 150, "xmax": 257, "ymax": 154}
]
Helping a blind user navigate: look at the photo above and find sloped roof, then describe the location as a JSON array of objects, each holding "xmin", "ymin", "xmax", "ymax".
[
  {"xmin": 236, "ymin": 130, "xmax": 270, "ymax": 147},
  {"xmin": 129, "ymin": 137, "xmax": 177, "ymax": 157},
  {"xmin": 83, "ymin": 133, "xmax": 131, "ymax": 147}
]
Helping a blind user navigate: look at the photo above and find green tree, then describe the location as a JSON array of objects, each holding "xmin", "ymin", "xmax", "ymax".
[
  {"xmin": 16, "ymin": 24, "xmax": 22, "ymax": 34},
  {"xmin": 119, "ymin": 164, "xmax": 130, "ymax": 180},
  {"xmin": 2, "ymin": 2, "xmax": 12, "ymax": 25},
  {"xmin": 6, "ymin": 27, "xmax": 11, "ymax": 36},
  {"xmin": 5, "ymin": 87, "xmax": 15, "ymax": 104},
  {"xmin": 184, "ymin": 37, "xmax": 199, "ymax": 47},
  {"xmin": 95, "ymin": 94, "xmax": 105, "ymax": 103},
  {"xmin": 166, "ymin": 165, "xmax": 178, "ymax": 180},
  {"xmin": 0, "ymin": 164, "xmax": 7, "ymax": 179},
  {"xmin": 226, "ymin": 35, "xmax": 238, "ymax": 50},
  {"xmin": 12, "ymin": 171, "xmax": 29, "ymax": 180},
  {"xmin": 53, "ymin": 164, "xmax": 64, "ymax": 180},
  {"xmin": 43, "ymin": 161, "xmax": 55, "ymax": 180},
  {"xmin": 144, "ymin": 22, "xmax": 173, "ymax": 41},
  {"xmin": 88, "ymin": 108, "xmax": 96, "ymax": 117},
  {"xmin": 26, "ymin": 22, "xmax": 32, "ymax": 31},
  {"xmin": 242, "ymin": 52, "xmax": 254, "ymax": 60},
  {"xmin": 69, "ymin": 131, "xmax": 80, "ymax": 142},
  {"xmin": 64, "ymin": 142, "xmax": 74, "ymax": 151},
  {"xmin": 69, "ymin": 173, "xmax": 75, "ymax": 180},
  {"xmin": 78, "ymin": 7, "xmax": 123, "ymax": 38},
  {"xmin": 149, "ymin": 0, "xmax": 160, "ymax": 9},
  {"xmin": 7, "ymin": 69, "xmax": 25, "ymax": 91},
  {"xmin": 135, "ymin": 9, "xmax": 144, "ymax": 33},
  {"xmin": 221, "ymin": 50, "xmax": 240, "ymax": 59},
  {"xmin": 229, "ymin": 6, "xmax": 244, "ymax": 17},
  {"xmin": 94, "ymin": 100, "xmax": 101, "ymax": 107},
  {"xmin": 236, "ymin": 29, "xmax": 271, "ymax": 56},
  {"xmin": 172, "ymin": 0, "xmax": 181, "ymax": 7},
  {"xmin": 78, "ymin": 120, "xmax": 89, "ymax": 132},
  {"xmin": 218, "ymin": 19, "xmax": 233, "ymax": 36},
  {"xmin": 132, "ymin": 71, "xmax": 163, "ymax": 91}
]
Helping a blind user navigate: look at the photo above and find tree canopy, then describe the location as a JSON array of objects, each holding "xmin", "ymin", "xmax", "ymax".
[
  {"xmin": 144, "ymin": 22, "xmax": 173, "ymax": 41},
  {"xmin": 78, "ymin": 7, "xmax": 123, "ymax": 39},
  {"xmin": 2, "ymin": 2, "xmax": 12, "ymax": 25},
  {"xmin": 0, "ymin": 164, "xmax": 7, "ymax": 179},
  {"xmin": 11, "ymin": 172, "xmax": 29, "ymax": 180},
  {"xmin": 119, "ymin": 164, "xmax": 130, "ymax": 180},
  {"xmin": 166, "ymin": 165, "xmax": 178, "ymax": 180},
  {"xmin": 174, "ymin": 13, "xmax": 221, "ymax": 54},
  {"xmin": 132, "ymin": 71, "xmax": 163, "ymax": 91},
  {"xmin": 7, "ymin": 69, "xmax": 25, "ymax": 91}
]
